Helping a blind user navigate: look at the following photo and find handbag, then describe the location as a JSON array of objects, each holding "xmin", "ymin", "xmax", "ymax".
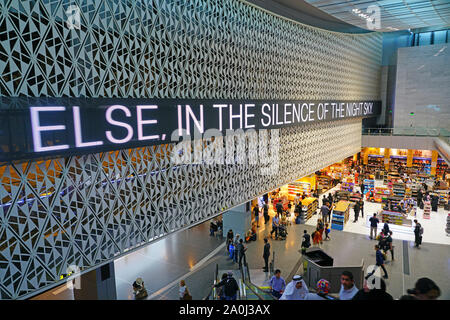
[{"xmin": 183, "ymin": 288, "xmax": 192, "ymax": 300}]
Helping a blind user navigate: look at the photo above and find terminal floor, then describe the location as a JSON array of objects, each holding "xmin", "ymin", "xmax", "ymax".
[
  {"xmin": 140, "ymin": 202, "xmax": 450, "ymax": 300},
  {"xmin": 307, "ymin": 181, "xmax": 450, "ymax": 246}
]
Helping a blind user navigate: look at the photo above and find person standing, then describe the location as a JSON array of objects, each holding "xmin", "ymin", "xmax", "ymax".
[
  {"xmin": 366, "ymin": 245, "xmax": 388, "ymax": 279},
  {"xmin": 320, "ymin": 202, "xmax": 330, "ymax": 224},
  {"xmin": 304, "ymin": 279, "xmax": 334, "ymax": 300},
  {"xmin": 353, "ymin": 201, "xmax": 360, "ymax": 222},
  {"xmin": 327, "ymin": 193, "xmax": 333, "ymax": 205},
  {"xmin": 431, "ymin": 194, "xmax": 439, "ymax": 212},
  {"xmin": 369, "ymin": 213, "xmax": 379, "ymax": 240},
  {"xmin": 352, "ymin": 279, "xmax": 393, "ymax": 300},
  {"xmin": 359, "ymin": 199, "xmax": 364, "ymax": 218},
  {"xmin": 216, "ymin": 273, "xmax": 228, "ymax": 300},
  {"xmin": 263, "ymin": 238, "xmax": 270, "ymax": 272},
  {"xmin": 238, "ymin": 239, "xmax": 247, "ymax": 269},
  {"xmin": 233, "ymin": 234, "xmax": 240, "ymax": 263},
  {"xmin": 317, "ymin": 219, "xmax": 324, "ymax": 244},
  {"xmin": 269, "ymin": 269, "xmax": 286, "ymax": 299},
  {"xmin": 324, "ymin": 223, "xmax": 330, "ymax": 240},
  {"xmin": 263, "ymin": 202, "xmax": 269, "ymax": 224},
  {"xmin": 226, "ymin": 229, "xmax": 234, "ymax": 252},
  {"xmin": 413, "ymin": 219, "xmax": 423, "ymax": 248},
  {"xmin": 253, "ymin": 204, "xmax": 260, "ymax": 227},
  {"xmin": 360, "ymin": 182, "xmax": 365, "ymax": 195},
  {"xmin": 279, "ymin": 275, "xmax": 308, "ymax": 300},
  {"xmin": 271, "ymin": 214, "xmax": 280, "ymax": 239},
  {"xmin": 132, "ymin": 277, "xmax": 148, "ymax": 300},
  {"xmin": 417, "ymin": 189, "xmax": 423, "ymax": 209},
  {"xmin": 339, "ymin": 271, "xmax": 359, "ymax": 300},
  {"xmin": 179, "ymin": 280, "xmax": 192, "ymax": 300},
  {"xmin": 214, "ymin": 272, "xmax": 239, "ymax": 300},
  {"xmin": 399, "ymin": 278, "xmax": 441, "ymax": 300},
  {"xmin": 276, "ymin": 200, "xmax": 283, "ymax": 216}
]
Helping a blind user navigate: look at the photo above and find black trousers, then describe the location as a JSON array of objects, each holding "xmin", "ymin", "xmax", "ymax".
[
  {"xmin": 239, "ymin": 254, "xmax": 247, "ymax": 269},
  {"xmin": 367, "ymin": 263, "xmax": 388, "ymax": 278},
  {"xmin": 263, "ymin": 255, "xmax": 269, "ymax": 271},
  {"xmin": 271, "ymin": 226, "xmax": 278, "ymax": 238}
]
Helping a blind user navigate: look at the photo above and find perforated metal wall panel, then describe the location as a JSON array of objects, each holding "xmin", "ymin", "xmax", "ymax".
[{"xmin": 0, "ymin": 0, "xmax": 380, "ymax": 299}]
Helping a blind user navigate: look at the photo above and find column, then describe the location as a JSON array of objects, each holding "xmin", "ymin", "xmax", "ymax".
[
  {"xmin": 406, "ymin": 149, "xmax": 413, "ymax": 168},
  {"xmin": 363, "ymin": 148, "xmax": 369, "ymax": 165},
  {"xmin": 222, "ymin": 203, "xmax": 252, "ymax": 240},
  {"xmin": 384, "ymin": 148, "xmax": 390, "ymax": 171},
  {"xmin": 431, "ymin": 150, "xmax": 438, "ymax": 176},
  {"xmin": 72, "ymin": 261, "xmax": 117, "ymax": 300}
]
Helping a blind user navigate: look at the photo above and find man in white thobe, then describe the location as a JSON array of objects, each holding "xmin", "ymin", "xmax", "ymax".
[{"xmin": 279, "ymin": 275, "xmax": 309, "ymax": 300}]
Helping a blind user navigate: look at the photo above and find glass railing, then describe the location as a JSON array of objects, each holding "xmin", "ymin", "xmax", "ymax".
[{"xmin": 362, "ymin": 127, "xmax": 450, "ymax": 137}]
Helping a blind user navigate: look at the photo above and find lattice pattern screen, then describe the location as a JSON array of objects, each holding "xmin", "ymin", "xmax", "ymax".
[
  {"xmin": 0, "ymin": 0, "xmax": 381, "ymax": 100},
  {"xmin": 0, "ymin": 0, "xmax": 381, "ymax": 299}
]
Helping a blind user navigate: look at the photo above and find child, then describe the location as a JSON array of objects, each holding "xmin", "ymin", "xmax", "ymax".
[
  {"xmin": 301, "ymin": 230, "xmax": 311, "ymax": 254},
  {"xmin": 325, "ymin": 223, "xmax": 330, "ymax": 240},
  {"xmin": 312, "ymin": 228, "xmax": 321, "ymax": 246}
]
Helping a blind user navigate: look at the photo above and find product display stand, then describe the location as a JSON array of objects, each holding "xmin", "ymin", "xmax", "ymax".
[
  {"xmin": 381, "ymin": 210, "xmax": 404, "ymax": 226},
  {"xmin": 302, "ymin": 197, "xmax": 318, "ymax": 221},
  {"xmin": 335, "ymin": 190, "xmax": 350, "ymax": 202},
  {"xmin": 331, "ymin": 200, "xmax": 350, "ymax": 231},
  {"xmin": 423, "ymin": 201, "xmax": 431, "ymax": 219},
  {"xmin": 363, "ymin": 179, "xmax": 374, "ymax": 195}
]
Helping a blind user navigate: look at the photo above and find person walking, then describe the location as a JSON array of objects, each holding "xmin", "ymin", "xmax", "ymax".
[
  {"xmin": 263, "ymin": 238, "xmax": 270, "ymax": 272},
  {"xmin": 301, "ymin": 230, "xmax": 311, "ymax": 254},
  {"xmin": 253, "ymin": 204, "xmax": 260, "ymax": 227},
  {"xmin": 327, "ymin": 193, "xmax": 333, "ymax": 205},
  {"xmin": 413, "ymin": 219, "xmax": 423, "ymax": 248},
  {"xmin": 317, "ymin": 219, "xmax": 324, "ymax": 245},
  {"xmin": 322, "ymin": 195, "xmax": 327, "ymax": 207},
  {"xmin": 366, "ymin": 245, "xmax": 388, "ymax": 279},
  {"xmin": 353, "ymin": 201, "xmax": 360, "ymax": 222},
  {"xmin": 271, "ymin": 214, "xmax": 280, "ymax": 240},
  {"xmin": 269, "ymin": 269, "xmax": 286, "ymax": 299},
  {"xmin": 384, "ymin": 231, "xmax": 394, "ymax": 260},
  {"xmin": 320, "ymin": 202, "xmax": 330, "ymax": 224},
  {"xmin": 179, "ymin": 280, "xmax": 192, "ymax": 300},
  {"xmin": 237, "ymin": 239, "xmax": 247, "ymax": 269},
  {"xmin": 339, "ymin": 271, "xmax": 359, "ymax": 300},
  {"xmin": 214, "ymin": 272, "xmax": 239, "ymax": 300},
  {"xmin": 369, "ymin": 213, "xmax": 379, "ymax": 240},
  {"xmin": 280, "ymin": 275, "xmax": 308, "ymax": 300},
  {"xmin": 360, "ymin": 182, "xmax": 365, "ymax": 195}
]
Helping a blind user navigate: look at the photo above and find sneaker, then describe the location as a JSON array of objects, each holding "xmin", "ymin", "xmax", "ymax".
[{"xmin": 383, "ymin": 275, "xmax": 388, "ymax": 279}]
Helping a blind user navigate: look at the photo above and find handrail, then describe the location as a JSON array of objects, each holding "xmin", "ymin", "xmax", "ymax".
[
  {"xmin": 204, "ymin": 263, "xmax": 219, "ymax": 300},
  {"xmin": 242, "ymin": 262, "xmax": 277, "ymax": 300},
  {"xmin": 362, "ymin": 127, "xmax": 450, "ymax": 137}
]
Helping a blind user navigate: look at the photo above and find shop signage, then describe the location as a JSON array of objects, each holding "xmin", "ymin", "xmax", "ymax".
[{"xmin": 0, "ymin": 97, "xmax": 381, "ymax": 162}]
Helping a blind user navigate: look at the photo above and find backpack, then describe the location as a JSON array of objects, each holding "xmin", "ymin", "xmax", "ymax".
[{"xmin": 419, "ymin": 226, "xmax": 424, "ymax": 235}]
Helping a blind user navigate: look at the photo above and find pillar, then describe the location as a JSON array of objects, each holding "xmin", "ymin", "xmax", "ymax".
[
  {"xmin": 363, "ymin": 148, "xmax": 369, "ymax": 165},
  {"xmin": 431, "ymin": 150, "xmax": 438, "ymax": 176},
  {"xmin": 222, "ymin": 203, "xmax": 252, "ymax": 240},
  {"xmin": 72, "ymin": 261, "xmax": 117, "ymax": 300},
  {"xmin": 406, "ymin": 149, "xmax": 413, "ymax": 168},
  {"xmin": 384, "ymin": 148, "xmax": 390, "ymax": 171}
]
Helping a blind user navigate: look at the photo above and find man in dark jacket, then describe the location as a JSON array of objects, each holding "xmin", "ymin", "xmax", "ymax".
[
  {"xmin": 263, "ymin": 202, "xmax": 269, "ymax": 224},
  {"xmin": 413, "ymin": 219, "xmax": 423, "ymax": 248},
  {"xmin": 238, "ymin": 239, "xmax": 247, "ymax": 269},
  {"xmin": 431, "ymin": 194, "xmax": 439, "ymax": 212},
  {"xmin": 417, "ymin": 189, "xmax": 423, "ymax": 209},
  {"xmin": 327, "ymin": 193, "xmax": 333, "ymax": 205},
  {"xmin": 214, "ymin": 272, "xmax": 240, "ymax": 300},
  {"xmin": 263, "ymin": 238, "xmax": 270, "ymax": 272},
  {"xmin": 226, "ymin": 229, "xmax": 234, "ymax": 252},
  {"xmin": 353, "ymin": 201, "xmax": 360, "ymax": 222},
  {"xmin": 352, "ymin": 278, "xmax": 393, "ymax": 300}
]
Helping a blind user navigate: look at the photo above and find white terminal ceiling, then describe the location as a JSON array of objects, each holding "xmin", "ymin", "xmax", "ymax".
[{"xmin": 304, "ymin": 0, "xmax": 450, "ymax": 32}]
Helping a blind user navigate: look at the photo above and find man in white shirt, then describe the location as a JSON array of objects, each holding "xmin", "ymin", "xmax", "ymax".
[
  {"xmin": 339, "ymin": 271, "xmax": 359, "ymax": 300},
  {"xmin": 279, "ymin": 275, "xmax": 308, "ymax": 300}
]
